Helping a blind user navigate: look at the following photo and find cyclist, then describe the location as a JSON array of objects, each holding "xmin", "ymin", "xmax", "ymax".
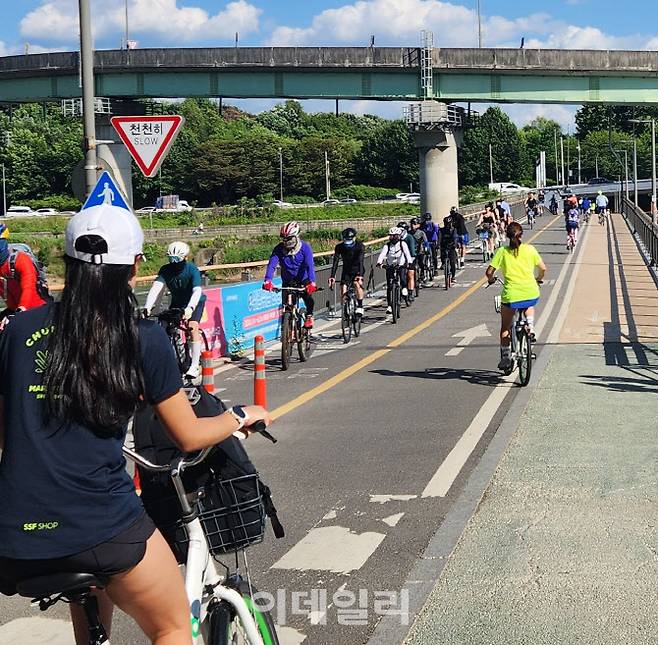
[
  {"xmin": 595, "ymin": 191, "xmax": 609, "ymax": 219},
  {"xmin": 144, "ymin": 241, "xmax": 206, "ymax": 378},
  {"xmin": 538, "ymin": 189, "xmax": 546, "ymax": 215},
  {"xmin": 549, "ymin": 194, "xmax": 559, "ymax": 215},
  {"xmin": 263, "ymin": 221, "xmax": 317, "ymax": 328},
  {"xmin": 0, "ymin": 224, "xmax": 48, "ymax": 322},
  {"xmin": 421, "ymin": 212, "xmax": 440, "ymax": 273},
  {"xmin": 440, "ymin": 216, "xmax": 459, "ymax": 288},
  {"xmin": 566, "ymin": 207, "xmax": 580, "ymax": 247},
  {"xmin": 0, "ymin": 201, "xmax": 271, "ymax": 643},
  {"xmin": 377, "ymin": 227, "xmax": 413, "ymax": 314},
  {"xmin": 581, "ymin": 195, "xmax": 591, "ymax": 221},
  {"xmin": 397, "ymin": 221, "xmax": 417, "ymax": 301},
  {"xmin": 486, "ymin": 221, "xmax": 546, "ymax": 371},
  {"xmin": 476, "ymin": 203, "xmax": 497, "ymax": 258},
  {"xmin": 328, "ymin": 227, "xmax": 365, "ymax": 317},
  {"xmin": 445, "ymin": 206, "xmax": 469, "ymax": 268},
  {"xmin": 524, "ymin": 192, "xmax": 539, "ymax": 226},
  {"xmin": 410, "ymin": 217, "xmax": 430, "ymax": 286}
]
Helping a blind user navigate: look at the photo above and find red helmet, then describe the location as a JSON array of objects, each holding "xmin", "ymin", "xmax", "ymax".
[{"xmin": 280, "ymin": 221, "xmax": 300, "ymax": 238}]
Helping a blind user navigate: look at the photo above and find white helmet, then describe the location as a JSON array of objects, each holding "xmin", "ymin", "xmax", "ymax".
[
  {"xmin": 388, "ymin": 226, "xmax": 401, "ymax": 236},
  {"xmin": 167, "ymin": 241, "xmax": 190, "ymax": 263}
]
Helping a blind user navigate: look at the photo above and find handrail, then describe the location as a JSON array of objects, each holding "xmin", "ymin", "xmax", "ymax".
[{"xmin": 620, "ymin": 196, "xmax": 658, "ymax": 266}]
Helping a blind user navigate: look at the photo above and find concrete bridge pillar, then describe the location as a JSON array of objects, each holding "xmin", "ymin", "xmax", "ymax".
[{"xmin": 414, "ymin": 129, "xmax": 461, "ymax": 219}]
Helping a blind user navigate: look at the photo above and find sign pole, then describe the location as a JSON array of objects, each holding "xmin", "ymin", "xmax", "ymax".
[{"xmin": 78, "ymin": 0, "xmax": 97, "ymax": 197}]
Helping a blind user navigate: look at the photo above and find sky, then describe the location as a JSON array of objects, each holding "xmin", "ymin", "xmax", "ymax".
[{"xmin": 3, "ymin": 0, "xmax": 658, "ymax": 128}]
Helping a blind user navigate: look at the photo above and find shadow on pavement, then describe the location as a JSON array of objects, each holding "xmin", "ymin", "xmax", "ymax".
[
  {"xmin": 371, "ymin": 366, "xmax": 503, "ymax": 387},
  {"xmin": 580, "ymin": 364, "xmax": 658, "ymax": 394}
]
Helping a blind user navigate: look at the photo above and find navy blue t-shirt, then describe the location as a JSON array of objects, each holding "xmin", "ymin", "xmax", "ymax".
[
  {"xmin": 156, "ymin": 261, "xmax": 202, "ymax": 309},
  {"xmin": 0, "ymin": 303, "xmax": 182, "ymax": 559}
]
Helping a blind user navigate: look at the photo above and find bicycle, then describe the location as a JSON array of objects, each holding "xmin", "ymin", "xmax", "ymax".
[
  {"xmin": 488, "ymin": 278, "xmax": 537, "ymax": 387},
  {"xmin": 526, "ymin": 208, "xmax": 536, "ymax": 230},
  {"xmin": 337, "ymin": 281, "xmax": 362, "ymax": 344},
  {"xmin": 478, "ymin": 229, "xmax": 491, "ymax": 263},
  {"xmin": 583, "ymin": 210, "xmax": 591, "ymax": 224},
  {"xmin": 443, "ymin": 247, "xmax": 457, "ymax": 291},
  {"xmin": 383, "ymin": 264, "xmax": 403, "ymax": 324},
  {"xmin": 566, "ymin": 228, "xmax": 577, "ymax": 253},
  {"xmin": 598, "ymin": 209, "xmax": 607, "ymax": 226},
  {"xmin": 274, "ymin": 286, "xmax": 319, "ymax": 371},
  {"xmin": 156, "ymin": 308, "xmax": 208, "ymax": 377},
  {"xmin": 15, "ymin": 423, "xmax": 280, "ymax": 645}
]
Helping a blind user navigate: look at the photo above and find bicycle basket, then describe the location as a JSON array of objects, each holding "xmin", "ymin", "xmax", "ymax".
[
  {"xmin": 167, "ymin": 474, "xmax": 266, "ymax": 559},
  {"xmin": 494, "ymin": 295, "xmax": 502, "ymax": 313}
]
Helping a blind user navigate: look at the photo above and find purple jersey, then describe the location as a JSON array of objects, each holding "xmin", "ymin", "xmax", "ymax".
[{"xmin": 264, "ymin": 240, "xmax": 316, "ymax": 284}]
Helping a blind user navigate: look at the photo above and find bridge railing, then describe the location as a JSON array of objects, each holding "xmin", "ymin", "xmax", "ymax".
[{"xmin": 620, "ymin": 197, "xmax": 658, "ymax": 266}]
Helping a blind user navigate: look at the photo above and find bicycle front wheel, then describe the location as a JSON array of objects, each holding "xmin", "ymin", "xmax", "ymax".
[
  {"xmin": 391, "ymin": 283, "xmax": 399, "ymax": 324},
  {"xmin": 517, "ymin": 329, "xmax": 532, "ymax": 386},
  {"xmin": 444, "ymin": 261, "xmax": 450, "ymax": 290},
  {"xmin": 208, "ymin": 585, "xmax": 279, "ymax": 645},
  {"xmin": 280, "ymin": 311, "xmax": 293, "ymax": 371},
  {"xmin": 298, "ymin": 319, "xmax": 310, "ymax": 362},
  {"xmin": 341, "ymin": 301, "xmax": 352, "ymax": 344}
]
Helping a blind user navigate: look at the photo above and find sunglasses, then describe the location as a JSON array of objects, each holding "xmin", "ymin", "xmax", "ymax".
[{"xmin": 283, "ymin": 235, "xmax": 297, "ymax": 242}]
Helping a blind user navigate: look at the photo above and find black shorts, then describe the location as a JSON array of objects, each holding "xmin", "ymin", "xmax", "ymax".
[
  {"xmin": 0, "ymin": 513, "xmax": 155, "ymax": 596},
  {"xmin": 340, "ymin": 272, "xmax": 361, "ymax": 287}
]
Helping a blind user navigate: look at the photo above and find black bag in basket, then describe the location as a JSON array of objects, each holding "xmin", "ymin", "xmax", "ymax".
[{"xmin": 133, "ymin": 386, "xmax": 284, "ymax": 563}]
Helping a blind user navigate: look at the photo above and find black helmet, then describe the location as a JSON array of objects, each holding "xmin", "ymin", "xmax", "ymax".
[
  {"xmin": 450, "ymin": 206, "xmax": 458, "ymax": 214},
  {"xmin": 341, "ymin": 227, "xmax": 357, "ymax": 241},
  {"xmin": 409, "ymin": 217, "xmax": 419, "ymax": 226},
  {"xmin": 397, "ymin": 221, "xmax": 409, "ymax": 231},
  {"xmin": 423, "ymin": 212, "xmax": 432, "ymax": 221}
]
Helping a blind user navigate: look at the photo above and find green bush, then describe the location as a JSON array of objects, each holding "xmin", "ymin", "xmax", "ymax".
[
  {"xmin": 23, "ymin": 195, "xmax": 82, "ymax": 212},
  {"xmin": 332, "ymin": 185, "xmax": 400, "ymax": 201},
  {"xmin": 286, "ymin": 195, "xmax": 317, "ymax": 204}
]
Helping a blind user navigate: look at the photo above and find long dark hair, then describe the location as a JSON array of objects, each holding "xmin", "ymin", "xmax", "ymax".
[
  {"xmin": 44, "ymin": 257, "xmax": 143, "ymax": 438},
  {"xmin": 507, "ymin": 221, "xmax": 524, "ymax": 256}
]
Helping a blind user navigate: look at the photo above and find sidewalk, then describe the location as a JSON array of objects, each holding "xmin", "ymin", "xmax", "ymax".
[{"xmin": 405, "ymin": 215, "xmax": 658, "ymax": 644}]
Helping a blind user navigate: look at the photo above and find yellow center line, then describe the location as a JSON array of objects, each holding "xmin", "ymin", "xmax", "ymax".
[{"xmin": 270, "ymin": 215, "xmax": 559, "ymax": 421}]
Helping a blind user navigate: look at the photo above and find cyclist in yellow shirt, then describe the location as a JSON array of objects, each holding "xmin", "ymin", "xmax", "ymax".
[{"xmin": 486, "ymin": 221, "xmax": 546, "ymax": 371}]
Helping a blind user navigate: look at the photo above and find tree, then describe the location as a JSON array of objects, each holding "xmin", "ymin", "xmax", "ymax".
[{"xmin": 520, "ymin": 117, "xmax": 563, "ymax": 185}]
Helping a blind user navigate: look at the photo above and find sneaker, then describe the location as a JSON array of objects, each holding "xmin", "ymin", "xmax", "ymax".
[
  {"xmin": 355, "ymin": 306, "xmax": 364, "ymax": 316},
  {"xmin": 498, "ymin": 356, "xmax": 513, "ymax": 371},
  {"xmin": 386, "ymin": 305, "xmax": 392, "ymax": 314},
  {"xmin": 304, "ymin": 316, "xmax": 314, "ymax": 329},
  {"xmin": 185, "ymin": 365, "xmax": 200, "ymax": 379},
  {"xmin": 402, "ymin": 287, "xmax": 409, "ymax": 297}
]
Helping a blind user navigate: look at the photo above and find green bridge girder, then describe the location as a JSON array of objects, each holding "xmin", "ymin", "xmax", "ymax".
[{"xmin": 2, "ymin": 47, "xmax": 658, "ymax": 104}]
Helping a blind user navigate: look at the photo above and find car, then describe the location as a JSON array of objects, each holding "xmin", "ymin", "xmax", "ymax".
[
  {"xmin": 136, "ymin": 206, "xmax": 156, "ymax": 214},
  {"xmin": 401, "ymin": 192, "xmax": 421, "ymax": 203},
  {"xmin": 489, "ymin": 182, "xmax": 531, "ymax": 193},
  {"xmin": 322, "ymin": 199, "xmax": 340, "ymax": 206},
  {"xmin": 272, "ymin": 199, "xmax": 293, "ymax": 208},
  {"xmin": 588, "ymin": 177, "xmax": 611, "ymax": 185},
  {"xmin": 6, "ymin": 205, "xmax": 35, "ymax": 215},
  {"xmin": 36, "ymin": 208, "xmax": 59, "ymax": 216},
  {"xmin": 339, "ymin": 198, "xmax": 357, "ymax": 204},
  {"xmin": 395, "ymin": 192, "xmax": 410, "ymax": 201}
]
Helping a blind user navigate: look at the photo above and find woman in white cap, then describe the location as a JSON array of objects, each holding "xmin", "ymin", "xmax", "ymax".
[{"xmin": 0, "ymin": 202, "xmax": 271, "ymax": 644}]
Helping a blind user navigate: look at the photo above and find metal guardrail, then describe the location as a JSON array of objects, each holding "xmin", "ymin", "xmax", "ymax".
[
  {"xmin": 620, "ymin": 196, "xmax": 658, "ymax": 266},
  {"xmin": 404, "ymin": 102, "xmax": 464, "ymax": 129}
]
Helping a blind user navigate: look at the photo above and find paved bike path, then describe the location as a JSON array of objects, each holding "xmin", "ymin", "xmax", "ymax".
[{"xmin": 404, "ymin": 213, "xmax": 658, "ymax": 645}]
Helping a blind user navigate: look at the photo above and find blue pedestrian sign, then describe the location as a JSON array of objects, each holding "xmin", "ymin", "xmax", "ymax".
[{"xmin": 81, "ymin": 171, "xmax": 130, "ymax": 212}]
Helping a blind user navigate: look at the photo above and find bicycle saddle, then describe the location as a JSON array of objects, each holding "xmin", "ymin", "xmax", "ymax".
[{"xmin": 17, "ymin": 572, "xmax": 108, "ymax": 599}]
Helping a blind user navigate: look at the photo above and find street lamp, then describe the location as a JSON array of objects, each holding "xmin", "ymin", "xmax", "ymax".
[
  {"xmin": 577, "ymin": 143, "xmax": 582, "ymax": 185},
  {"xmin": 613, "ymin": 148, "xmax": 629, "ymax": 199},
  {"xmin": 629, "ymin": 117, "xmax": 657, "ymax": 223},
  {"xmin": 278, "ymin": 147, "xmax": 284, "ymax": 202}
]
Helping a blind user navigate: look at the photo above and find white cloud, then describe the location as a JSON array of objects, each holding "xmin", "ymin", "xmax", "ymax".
[
  {"xmin": 498, "ymin": 103, "xmax": 578, "ymax": 131},
  {"xmin": 20, "ymin": 0, "xmax": 261, "ymax": 45}
]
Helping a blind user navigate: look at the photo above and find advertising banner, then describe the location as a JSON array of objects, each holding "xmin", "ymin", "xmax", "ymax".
[{"xmin": 200, "ymin": 279, "xmax": 282, "ymax": 357}]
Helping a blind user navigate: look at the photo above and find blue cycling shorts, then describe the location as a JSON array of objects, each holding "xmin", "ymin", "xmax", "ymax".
[
  {"xmin": 503, "ymin": 298, "xmax": 539, "ymax": 310},
  {"xmin": 458, "ymin": 233, "xmax": 470, "ymax": 245}
]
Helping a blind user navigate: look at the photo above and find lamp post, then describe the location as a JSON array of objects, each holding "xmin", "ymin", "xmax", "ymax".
[
  {"xmin": 477, "ymin": 0, "xmax": 483, "ymax": 48},
  {"xmin": 78, "ymin": 0, "xmax": 97, "ymax": 197},
  {"xmin": 489, "ymin": 143, "xmax": 494, "ymax": 185},
  {"xmin": 629, "ymin": 118, "xmax": 657, "ymax": 222},
  {"xmin": 560, "ymin": 136, "xmax": 565, "ymax": 188},
  {"xmin": 1, "ymin": 163, "xmax": 6, "ymax": 216},
  {"xmin": 577, "ymin": 143, "xmax": 582, "ymax": 185},
  {"xmin": 554, "ymin": 128, "xmax": 560, "ymax": 184},
  {"xmin": 613, "ymin": 148, "xmax": 629, "ymax": 198},
  {"xmin": 633, "ymin": 137, "xmax": 638, "ymax": 207},
  {"xmin": 278, "ymin": 147, "xmax": 284, "ymax": 202}
]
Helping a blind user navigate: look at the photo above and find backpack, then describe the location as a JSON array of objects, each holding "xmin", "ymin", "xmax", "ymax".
[
  {"xmin": 568, "ymin": 209, "xmax": 580, "ymax": 224},
  {"xmin": 133, "ymin": 386, "xmax": 284, "ymax": 563},
  {"xmin": 8, "ymin": 243, "xmax": 52, "ymax": 303}
]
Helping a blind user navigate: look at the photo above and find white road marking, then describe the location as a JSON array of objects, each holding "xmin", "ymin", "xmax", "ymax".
[
  {"xmin": 322, "ymin": 510, "xmax": 337, "ymax": 520},
  {"xmin": 271, "ymin": 526, "xmax": 386, "ymax": 574},
  {"xmin": 382, "ymin": 512, "xmax": 405, "ymax": 527},
  {"xmin": 445, "ymin": 323, "xmax": 491, "ymax": 357},
  {"xmin": 422, "ymin": 224, "xmax": 590, "ymax": 498},
  {"xmin": 369, "ymin": 494, "xmax": 417, "ymax": 504},
  {"xmin": 0, "ymin": 617, "xmax": 73, "ymax": 643},
  {"xmin": 276, "ymin": 625, "xmax": 307, "ymax": 645}
]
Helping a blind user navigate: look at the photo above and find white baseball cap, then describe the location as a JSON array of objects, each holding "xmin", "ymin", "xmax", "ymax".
[{"xmin": 65, "ymin": 203, "xmax": 144, "ymax": 265}]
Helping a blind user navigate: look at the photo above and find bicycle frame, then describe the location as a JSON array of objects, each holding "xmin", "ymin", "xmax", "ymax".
[{"xmin": 122, "ymin": 446, "xmax": 265, "ymax": 645}]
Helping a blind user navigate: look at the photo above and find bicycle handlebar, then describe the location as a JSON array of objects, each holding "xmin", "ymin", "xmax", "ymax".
[{"xmin": 272, "ymin": 286, "xmax": 324, "ymax": 293}]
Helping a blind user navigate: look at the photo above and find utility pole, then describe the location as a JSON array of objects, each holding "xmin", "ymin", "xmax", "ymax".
[
  {"xmin": 477, "ymin": 0, "xmax": 483, "ymax": 48},
  {"xmin": 554, "ymin": 129, "xmax": 559, "ymax": 184},
  {"xmin": 577, "ymin": 143, "xmax": 582, "ymax": 184},
  {"xmin": 124, "ymin": 0, "xmax": 129, "ymax": 49},
  {"xmin": 560, "ymin": 136, "xmax": 565, "ymax": 188},
  {"xmin": 595, "ymin": 154, "xmax": 599, "ymax": 178},
  {"xmin": 633, "ymin": 137, "xmax": 638, "ymax": 207},
  {"xmin": 325, "ymin": 151, "xmax": 331, "ymax": 200},
  {"xmin": 566, "ymin": 137, "xmax": 570, "ymax": 186},
  {"xmin": 79, "ymin": 0, "xmax": 97, "ymax": 197},
  {"xmin": 278, "ymin": 147, "xmax": 284, "ymax": 202},
  {"xmin": 489, "ymin": 143, "xmax": 494, "ymax": 185},
  {"xmin": 1, "ymin": 163, "xmax": 6, "ymax": 216}
]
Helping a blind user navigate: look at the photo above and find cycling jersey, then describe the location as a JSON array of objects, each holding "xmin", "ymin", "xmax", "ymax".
[
  {"xmin": 412, "ymin": 229, "xmax": 429, "ymax": 255},
  {"xmin": 265, "ymin": 240, "xmax": 316, "ymax": 284},
  {"xmin": 440, "ymin": 227, "xmax": 459, "ymax": 252},
  {"xmin": 330, "ymin": 241, "xmax": 365, "ymax": 279},
  {"xmin": 377, "ymin": 241, "xmax": 412, "ymax": 267},
  {"xmin": 0, "ymin": 252, "xmax": 48, "ymax": 311},
  {"xmin": 154, "ymin": 261, "xmax": 204, "ymax": 310},
  {"xmin": 490, "ymin": 244, "xmax": 543, "ymax": 304},
  {"xmin": 595, "ymin": 195, "xmax": 609, "ymax": 210},
  {"xmin": 403, "ymin": 233, "xmax": 417, "ymax": 257},
  {"xmin": 445, "ymin": 212, "xmax": 468, "ymax": 236},
  {"xmin": 567, "ymin": 210, "xmax": 580, "ymax": 228},
  {"xmin": 581, "ymin": 198, "xmax": 591, "ymax": 211},
  {"xmin": 0, "ymin": 302, "xmax": 182, "ymax": 559},
  {"xmin": 421, "ymin": 221, "xmax": 439, "ymax": 244},
  {"xmin": 526, "ymin": 199, "xmax": 538, "ymax": 211}
]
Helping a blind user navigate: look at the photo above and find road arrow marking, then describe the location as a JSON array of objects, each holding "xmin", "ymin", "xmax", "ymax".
[{"xmin": 445, "ymin": 323, "xmax": 492, "ymax": 356}]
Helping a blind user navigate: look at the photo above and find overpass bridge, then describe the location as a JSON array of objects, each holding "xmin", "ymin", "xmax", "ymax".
[{"xmin": 3, "ymin": 47, "xmax": 658, "ymax": 104}]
